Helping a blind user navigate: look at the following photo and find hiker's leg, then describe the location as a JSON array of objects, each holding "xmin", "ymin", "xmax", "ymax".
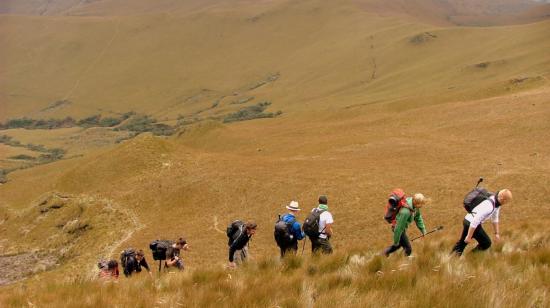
[
  {"xmin": 400, "ymin": 231, "xmax": 412, "ymax": 256},
  {"xmin": 280, "ymin": 247, "xmax": 286, "ymax": 258},
  {"xmin": 233, "ymin": 249, "xmax": 243, "ymax": 265},
  {"xmin": 451, "ymin": 220, "xmax": 470, "ymax": 256},
  {"xmin": 292, "ymin": 241, "xmax": 299, "ymax": 254},
  {"xmin": 472, "ymin": 225, "xmax": 492, "ymax": 252},
  {"xmin": 320, "ymin": 238, "xmax": 333, "ymax": 254},
  {"xmin": 311, "ymin": 238, "xmax": 320, "ymax": 253},
  {"xmin": 384, "ymin": 244, "xmax": 400, "ymax": 256},
  {"xmin": 241, "ymin": 246, "xmax": 249, "ymax": 262},
  {"xmin": 176, "ymin": 259, "xmax": 184, "ymax": 270}
]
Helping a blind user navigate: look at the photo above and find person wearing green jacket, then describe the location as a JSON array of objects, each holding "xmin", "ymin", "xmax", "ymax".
[{"xmin": 384, "ymin": 193, "xmax": 428, "ymax": 257}]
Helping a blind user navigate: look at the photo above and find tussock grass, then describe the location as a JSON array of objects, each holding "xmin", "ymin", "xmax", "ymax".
[{"xmin": 3, "ymin": 231, "xmax": 549, "ymax": 307}]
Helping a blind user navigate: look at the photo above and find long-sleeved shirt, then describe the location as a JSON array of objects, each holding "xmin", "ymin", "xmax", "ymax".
[
  {"xmin": 123, "ymin": 256, "xmax": 150, "ymax": 277},
  {"xmin": 281, "ymin": 213, "xmax": 305, "ymax": 241},
  {"xmin": 393, "ymin": 197, "xmax": 427, "ymax": 245},
  {"xmin": 228, "ymin": 232, "xmax": 251, "ymax": 262},
  {"xmin": 465, "ymin": 195, "xmax": 500, "ymax": 228}
]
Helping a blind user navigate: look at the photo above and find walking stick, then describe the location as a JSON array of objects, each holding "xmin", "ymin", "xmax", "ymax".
[
  {"xmin": 475, "ymin": 177, "xmax": 484, "ymax": 188},
  {"xmin": 411, "ymin": 226, "xmax": 444, "ymax": 242},
  {"xmin": 301, "ymin": 239, "xmax": 306, "ymax": 255}
]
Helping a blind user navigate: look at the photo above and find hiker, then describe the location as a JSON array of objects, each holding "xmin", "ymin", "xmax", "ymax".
[
  {"xmin": 304, "ymin": 195, "xmax": 334, "ymax": 254},
  {"xmin": 384, "ymin": 193, "xmax": 428, "ymax": 257},
  {"xmin": 228, "ymin": 221, "xmax": 257, "ymax": 268},
  {"xmin": 98, "ymin": 259, "xmax": 119, "ymax": 280},
  {"xmin": 165, "ymin": 238, "xmax": 189, "ymax": 270},
  {"xmin": 451, "ymin": 189, "xmax": 513, "ymax": 256},
  {"xmin": 122, "ymin": 249, "xmax": 151, "ymax": 277},
  {"xmin": 274, "ymin": 201, "xmax": 305, "ymax": 257}
]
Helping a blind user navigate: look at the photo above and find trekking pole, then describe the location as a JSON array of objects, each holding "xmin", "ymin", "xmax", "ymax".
[
  {"xmin": 411, "ymin": 226, "xmax": 444, "ymax": 241},
  {"xmin": 301, "ymin": 239, "xmax": 306, "ymax": 256},
  {"xmin": 475, "ymin": 177, "xmax": 484, "ymax": 188}
]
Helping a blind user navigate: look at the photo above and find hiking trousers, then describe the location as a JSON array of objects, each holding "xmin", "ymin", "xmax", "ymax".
[
  {"xmin": 280, "ymin": 241, "xmax": 299, "ymax": 258},
  {"xmin": 384, "ymin": 229, "xmax": 412, "ymax": 256},
  {"xmin": 311, "ymin": 237, "xmax": 333, "ymax": 254},
  {"xmin": 451, "ymin": 219, "xmax": 492, "ymax": 256},
  {"xmin": 233, "ymin": 246, "xmax": 249, "ymax": 264}
]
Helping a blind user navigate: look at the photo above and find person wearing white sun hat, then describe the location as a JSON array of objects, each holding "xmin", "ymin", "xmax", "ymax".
[{"xmin": 274, "ymin": 201, "xmax": 305, "ymax": 257}]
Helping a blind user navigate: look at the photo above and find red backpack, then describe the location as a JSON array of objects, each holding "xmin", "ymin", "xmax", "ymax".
[{"xmin": 384, "ymin": 188, "xmax": 408, "ymax": 225}]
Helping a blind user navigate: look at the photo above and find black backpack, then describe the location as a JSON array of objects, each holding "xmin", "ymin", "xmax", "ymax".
[
  {"xmin": 303, "ymin": 208, "xmax": 325, "ymax": 238},
  {"xmin": 226, "ymin": 220, "xmax": 245, "ymax": 246},
  {"xmin": 149, "ymin": 240, "xmax": 173, "ymax": 261},
  {"xmin": 120, "ymin": 248, "xmax": 136, "ymax": 268},
  {"xmin": 463, "ymin": 188, "xmax": 494, "ymax": 213},
  {"xmin": 274, "ymin": 215, "xmax": 295, "ymax": 247}
]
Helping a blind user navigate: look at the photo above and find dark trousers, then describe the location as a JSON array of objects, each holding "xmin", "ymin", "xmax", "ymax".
[
  {"xmin": 451, "ymin": 219, "xmax": 492, "ymax": 256},
  {"xmin": 311, "ymin": 237, "xmax": 333, "ymax": 254},
  {"xmin": 280, "ymin": 241, "xmax": 299, "ymax": 257},
  {"xmin": 384, "ymin": 230, "xmax": 412, "ymax": 256}
]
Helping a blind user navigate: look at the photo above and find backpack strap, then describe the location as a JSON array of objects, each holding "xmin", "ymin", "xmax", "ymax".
[{"xmin": 316, "ymin": 209, "xmax": 327, "ymax": 234}]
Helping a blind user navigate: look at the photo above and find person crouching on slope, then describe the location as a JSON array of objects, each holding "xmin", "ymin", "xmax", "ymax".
[
  {"xmin": 228, "ymin": 221, "xmax": 257, "ymax": 268},
  {"xmin": 451, "ymin": 189, "xmax": 512, "ymax": 256},
  {"xmin": 123, "ymin": 249, "xmax": 152, "ymax": 277},
  {"xmin": 165, "ymin": 238, "xmax": 189, "ymax": 270},
  {"xmin": 384, "ymin": 193, "xmax": 428, "ymax": 257}
]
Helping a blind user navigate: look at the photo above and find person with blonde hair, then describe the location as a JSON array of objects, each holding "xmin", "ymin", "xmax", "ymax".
[
  {"xmin": 384, "ymin": 193, "xmax": 428, "ymax": 257},
  {"xmin": 451, "ymin": 189, "xmax": 512, "ymax": 256}
]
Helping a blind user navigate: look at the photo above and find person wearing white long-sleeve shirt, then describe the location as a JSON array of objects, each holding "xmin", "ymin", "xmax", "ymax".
[{"xmin": 451, "ymin": 189, "xmax": 513, "ymax": 256}]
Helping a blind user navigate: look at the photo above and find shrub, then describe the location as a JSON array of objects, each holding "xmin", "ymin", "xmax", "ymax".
[
  {"xmin": 223, "ymin": 101, "xmax": 282, "ymax": 123},
  {"xmin": 8, "ymin": 154, "xmax": 35, "ymax": 160},
  {"xmin": 116, "ymin": 115, "xmax": 175, "ymax": 136}
]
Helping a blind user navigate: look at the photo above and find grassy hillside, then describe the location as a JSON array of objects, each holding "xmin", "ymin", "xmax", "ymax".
[
  {"xmin": 1, "ymin": 0, "xmax": 550, "ymax": 306},
  {"xmin": 1, "ymin": 0, "xmax": 549, "ymax": 121}
]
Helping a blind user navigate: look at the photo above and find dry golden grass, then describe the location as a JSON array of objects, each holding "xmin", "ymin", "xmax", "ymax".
[
  {"xmin": 1, "ymin": 224, "xmax": 548, "ymax": 307},
  {"xmin": 1, "ymin": 1, "xmax": 550, "ymax": 306}
]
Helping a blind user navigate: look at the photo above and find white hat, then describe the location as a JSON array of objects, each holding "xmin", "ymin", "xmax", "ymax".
[{"xmin": 286, "ymin": 201, "xmax": 301, "ymax": 211}]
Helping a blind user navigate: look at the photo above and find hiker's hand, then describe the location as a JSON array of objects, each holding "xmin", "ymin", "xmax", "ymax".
[
  {"xmin": 183, "ymin": 244, "xmax": 189, "ymax": 251},
  {"xmin": 228, "ymin": 262, "xmax": 236, "ymax": 269},
  {"xmin": 464, "ymin": 237, "xmax": 472, "ymax": 244},
  {"xmin": 494, "ymin": 233, "xmax": 501, "ymax": 242}
]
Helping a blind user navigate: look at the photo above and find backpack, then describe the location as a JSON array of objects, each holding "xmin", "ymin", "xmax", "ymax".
[
  {"xmin": 120, "ymin": 248, "xmax": 136, "ymax": 268},
  {"xmin": 303, "ymin": 208, "xmax": 326, "ymax": 238},
  {"xmin": 226, "ymin": 220, "xmax": 245, "ymax": 246},
  {"xmin": 274, "ymin": 215, "xmax": 295, "ymax": 247},
  {"xmin": 463, "ymin": 188, "xmax": 494, "ymax": 213},
  {"xmin": 149, "ymin": 240, "xmax": 173, "ymax": 261},
  {"xmin": 97, "ymin": 259, "xmax": 109, "ymax": 270},
  {"xmin": 384, "ymin": 188, "xmax": 407, "ymax": 224}
]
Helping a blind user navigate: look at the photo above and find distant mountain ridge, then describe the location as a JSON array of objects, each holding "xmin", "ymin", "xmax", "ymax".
[{"xmin": 1, "ymin": 0, "xmax": 549, "ymax": 26}]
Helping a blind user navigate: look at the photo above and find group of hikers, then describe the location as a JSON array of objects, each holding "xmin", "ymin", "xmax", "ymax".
[{"xmin": 98, "ymin": 180, "xmax": 513, "ymax": 279}]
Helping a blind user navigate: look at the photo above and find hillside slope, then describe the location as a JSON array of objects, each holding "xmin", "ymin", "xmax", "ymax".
[
  {"xmin": 1, "ymin": 0, "xmax": 550, "ymax": 306},
  {"xmin": 1, "ymin": 0, "xmax": 549, "ymax": 122}
]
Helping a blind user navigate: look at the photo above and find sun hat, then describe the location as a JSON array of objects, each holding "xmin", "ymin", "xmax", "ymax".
[{"xmin": 286, "ymin": 201, "xmax": 301, "ymax": 211}]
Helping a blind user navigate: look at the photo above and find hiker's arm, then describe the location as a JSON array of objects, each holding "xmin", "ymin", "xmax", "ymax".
[
  {"xmin": 392, "ymin": 210, "xmax": 409, "ymax": 245},
  {"xmin": 325, "ymin": 223, "xmax": 333, "ymax": 237},
  {"xmin": 293, "ymin": 222, "xmax": 305, "ymax": 240},
  {"xmin": 141, "ymin": 258, "xmax": 150, "ymax": 272},
  {"xmin": 464, "ymin": 226, "xmax": 476, "ymax": 243},
  {"xmin": 414, "ymin": 211, "xmax": 427, "ymax": 235},
  {"xmin": 228, "ymin": 240, "xmax": 239, "ymax": 262},
  {"xmin": 492, "ymin": 222, "xmax": 500, "ymax": 241},
  {"xmin": 491, "ymin": 207, "xmax": 500, "ymax": 240}
]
